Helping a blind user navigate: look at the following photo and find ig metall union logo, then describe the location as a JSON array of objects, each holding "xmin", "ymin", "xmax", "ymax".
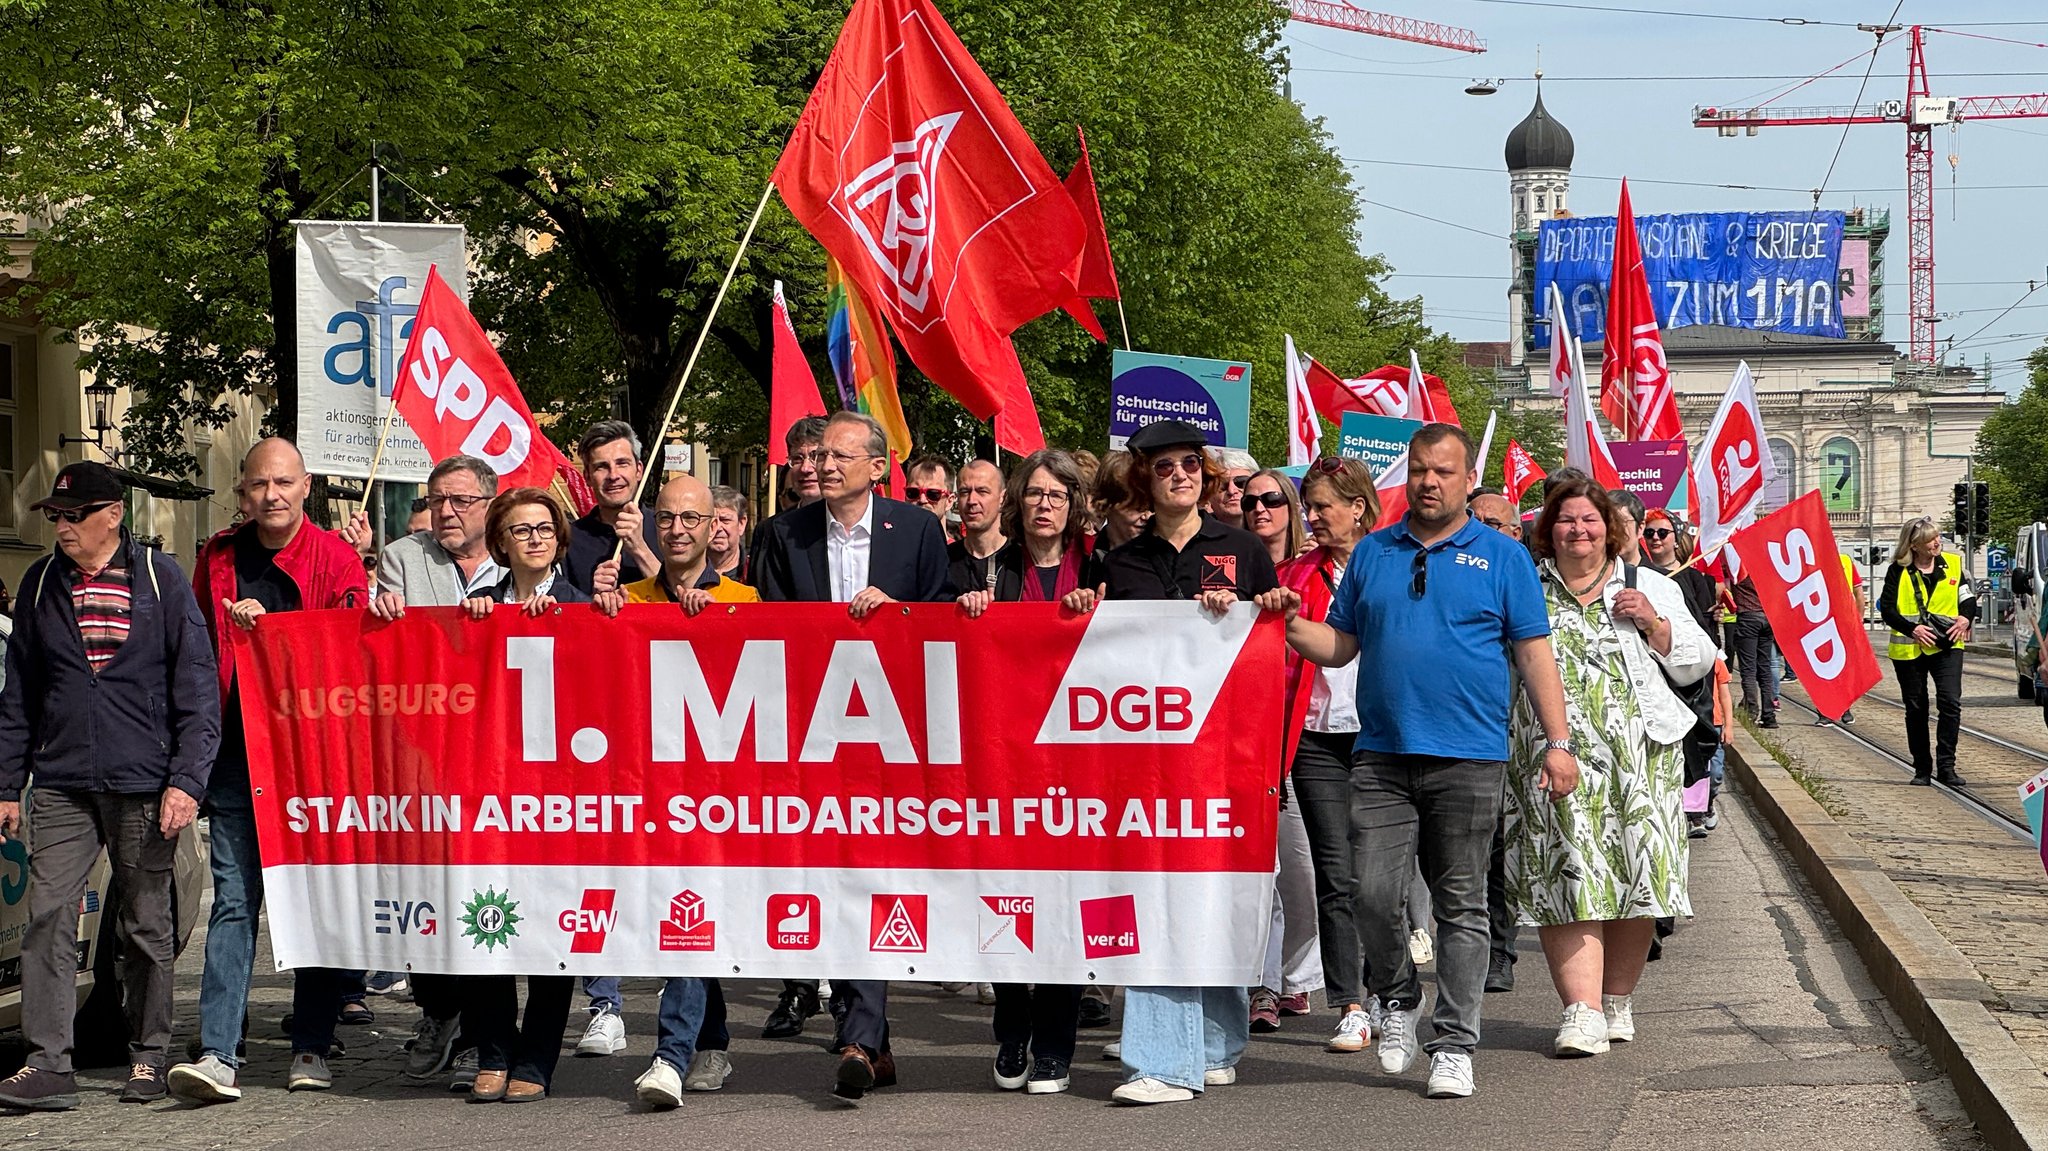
[{"xmin": 459, "ymin": 887, "xmax": 521, "ymax": 952}]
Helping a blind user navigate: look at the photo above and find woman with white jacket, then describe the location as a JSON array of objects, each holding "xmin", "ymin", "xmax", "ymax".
[{"xmin": 1502, "ymin": 477, "xmax": 1714, "ymax": 1059}]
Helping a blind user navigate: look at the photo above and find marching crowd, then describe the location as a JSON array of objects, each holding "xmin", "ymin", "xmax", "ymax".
[{"xmin": 0, "ymin": 407, "xmax": 1980, "ymax": 1116}]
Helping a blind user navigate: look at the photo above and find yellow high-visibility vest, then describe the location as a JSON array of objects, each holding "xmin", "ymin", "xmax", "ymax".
[{"xmin": 1887, "ymin": 552, "xmax": 1963, "ymax": 660}]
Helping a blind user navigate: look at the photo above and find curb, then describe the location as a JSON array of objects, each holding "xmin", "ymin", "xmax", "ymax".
[{"xmin": 1726, "ymin": 728, "xmax": 2048, "ymax": 1151}]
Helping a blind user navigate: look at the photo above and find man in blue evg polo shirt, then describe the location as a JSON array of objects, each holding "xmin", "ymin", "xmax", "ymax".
[{"xmin": 1258, "ymin": 423, "xmax": 1576, "ymax": 1102}]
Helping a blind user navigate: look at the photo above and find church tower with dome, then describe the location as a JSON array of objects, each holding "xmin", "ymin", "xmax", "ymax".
[{"xmin": 1505, "ymin": 75, "xmax": 1574, "ymax": 364}]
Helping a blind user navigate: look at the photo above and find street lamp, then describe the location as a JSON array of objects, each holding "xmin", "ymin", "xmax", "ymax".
[{"xmin": 59, "ymin": 379, "xmax": 118, "ymax": 453}]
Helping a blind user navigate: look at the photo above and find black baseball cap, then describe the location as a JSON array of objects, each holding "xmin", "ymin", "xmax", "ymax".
[
  {"xmin": 33, "ymin": 461, "xmax": 124, "ymax": 511},
  {"xmin": 1126, "ymin": 419, "xmax": 1210, "ymax": 454}
]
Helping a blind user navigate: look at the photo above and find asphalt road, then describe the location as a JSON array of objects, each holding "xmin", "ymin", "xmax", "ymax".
[{"xmin": 2, "ymin": 784, "xmax": 1987, "ymax": 1151}]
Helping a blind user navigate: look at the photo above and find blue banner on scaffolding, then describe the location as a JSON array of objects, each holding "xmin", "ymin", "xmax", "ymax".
[{"xmin": 1534, "ymin": 210, "xmax": 1846, "ymax": 349}]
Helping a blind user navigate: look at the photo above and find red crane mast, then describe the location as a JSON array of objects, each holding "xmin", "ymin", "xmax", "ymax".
[{"xmin": 1692, "ymin": 24, "xmax": 2048, "ymax": 363}]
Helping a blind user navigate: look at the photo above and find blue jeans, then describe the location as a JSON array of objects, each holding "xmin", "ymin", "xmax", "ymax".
[
  {"xmin": 583, "ymin": 976, "xmax": 621, "ymax": 1014},
  {"xmin": 653, "ymin": 978, "xmax": 710, "ymax": 1070},
  {"xmin": 1118, "ymin": 986, "xmax": 1247, "ymax": 1091},
  {"xmin": 198, "ymin": 778, "xmax": 263, "ymax": 1068}
]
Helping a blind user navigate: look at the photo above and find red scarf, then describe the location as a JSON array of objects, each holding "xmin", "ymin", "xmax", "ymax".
[{"xmin": 1019, "ymin": 543, "xmax": 1085, "ymax": 602}]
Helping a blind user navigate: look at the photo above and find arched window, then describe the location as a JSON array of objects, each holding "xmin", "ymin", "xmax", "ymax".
[
  {"xmin": 1819, "ymin": 437, "xmax": 1861, "ymax": 513},
  {"xmin": 1764, "ymin": 437, "xmax": 1796, "ymax": 511}
]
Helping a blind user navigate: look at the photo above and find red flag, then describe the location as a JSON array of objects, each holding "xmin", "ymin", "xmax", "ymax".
[
  {"xmin": 1372, "ymin": 451, "xmax": 1409, "ymax": 530},
  {"xmin": 1302, "ymin": 359, "xmax": 1459, "ymax": 428},
  {"xmin": 391, "ymin": 266, "xmax": 573, "ymax": 491},
  {"xmin": 1503, "ymin": 440, "xmax": 1546, "ymax": 505},
  {"xmin": 1059, "ymin": 126, "xmax": 1119, "ymax": 343},
  {"xmin": 1599, "ymin": 180, "xmax": 1678, "ymax": 441},
  {"xmin": 768, "ymin": 281, "xmax": 830, "ymax": 465},
  {"xmin": 552, "ymin": 462, "xmax": 596, "ymax": 516},
  {"xmin": 772, "ymin": 0, "xmax": 1083, "ymax": 427},
  {"xmin": 1724, "ymin": 490, "xmax": 1879, "ymax": 720}
]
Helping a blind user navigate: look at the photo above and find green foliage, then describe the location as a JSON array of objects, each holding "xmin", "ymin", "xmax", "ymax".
[
  {"xmin": 1973, "ymin": 346, "xmax": 2048, "ymax": 544},
  {"xmin": 0, "ymin": 0, "xmax": 1518, "ymax": 479}
]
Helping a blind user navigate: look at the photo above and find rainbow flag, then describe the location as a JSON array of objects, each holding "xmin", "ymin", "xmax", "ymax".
[{"xmin": 825, "ymin": 257, "xmax": 911, "ymax": 462}]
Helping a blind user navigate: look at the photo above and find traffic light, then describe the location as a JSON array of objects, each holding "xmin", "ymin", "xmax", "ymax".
[
  {"xmin": 1953, "ymin": 482, "xmax": 1970, "ymax": 532},
  {"xmin": 1974, "ymin": 481, "xmax": 1992, "ymax": 538}
]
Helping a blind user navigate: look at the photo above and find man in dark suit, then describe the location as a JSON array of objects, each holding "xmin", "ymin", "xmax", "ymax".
[{"xmin": 753, "ymin": 410, "xmax": 952, "ymax": 1099}]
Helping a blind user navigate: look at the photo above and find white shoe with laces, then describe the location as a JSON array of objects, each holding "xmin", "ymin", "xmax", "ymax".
[
  {"xmin": 1111, "ymin": 1076, "xmax": 1194, "ymax": 1105},
  {"xmin": 1554, "ymin": 1001, "xmax": 1610, "ymax": 1056},
  {"xmin": 578, "ymin": 1008, "xmax": 627, "ymax": 1056},
  {"xmin": 1327, "ymin": 1005, "xmax": 1373, "ymax": 1053},
  {"xmin": 635, "ymin": 1057, "xmax": 684, "ymax": 1108},
  {"xmin": 1425, "ymin": 1051, "xmax": 1474, "ymax": 1098},
  {"xmin": 1376, "ymin": 1000, "xmax": 1423, "ymax": 1074},
  {"xmin": 1602, "ymin": 994, "xmax": 1635, "ymax": 1042},
  {"xmin": 1202, "ymin": 1065, "xmax": 1236, "ymax": 1086}
]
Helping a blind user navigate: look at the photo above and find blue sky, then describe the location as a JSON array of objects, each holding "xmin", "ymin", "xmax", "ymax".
[{"xmin": 1285, "ymin": 0, "xmax": 2048, "ymax": 385}]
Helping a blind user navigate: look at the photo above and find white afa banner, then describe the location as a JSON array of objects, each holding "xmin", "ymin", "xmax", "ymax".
[
  {"xmin": 233, "ymin": 603, "xmax": 1286, "ymax": 985},
  {"xmin": 293, "ymin": 221, "xmax": 468, "ymax": 480}
]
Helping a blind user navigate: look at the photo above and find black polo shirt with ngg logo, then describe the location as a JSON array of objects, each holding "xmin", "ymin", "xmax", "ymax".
[{"xmin": 1091, "ymin": 513, "xmax": 1279, "ymax": 602}]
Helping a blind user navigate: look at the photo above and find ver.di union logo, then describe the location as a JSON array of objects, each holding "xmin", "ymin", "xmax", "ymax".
[{"xmin": 460, "ymin": 887, "xmax": 522, "ymax": 952}]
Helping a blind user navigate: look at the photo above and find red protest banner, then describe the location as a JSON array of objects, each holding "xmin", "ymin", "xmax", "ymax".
[
  {"xmin": 392, "ymin": 266, "xmax": 572, "ymax": 489},
  {"xmin": 232, "ymin": 603, "xmax": 1282, "ymax": 984},
  {"xmin": 1725, "ymin": 490, "xmax": 1878, "ymax": 720}
]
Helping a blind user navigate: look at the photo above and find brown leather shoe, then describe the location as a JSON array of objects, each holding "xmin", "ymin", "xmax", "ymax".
[
  {"xmin": 833, "ymin": 1046, "xmax": 875, "ymax": 1099},
  {"xmin": 872, "ymin": 1049, "xmax": 897, "ymax": 1089},
  {"xmin": 469, "ymin": 1069, "xmax": 509, "ymax": 1102},
  {"xmin": 503, "ymin": 1078, "xmax": 547, "ymax": 1102}
]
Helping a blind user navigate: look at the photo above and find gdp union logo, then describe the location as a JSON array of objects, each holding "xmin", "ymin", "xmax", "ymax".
[
  {"xmin": 324, "ymin": 275, "xmax": 421, "ymax": 398},
  {"xmin": 459, "ymin": 886, "xmax": 521, "ymax": 952}
]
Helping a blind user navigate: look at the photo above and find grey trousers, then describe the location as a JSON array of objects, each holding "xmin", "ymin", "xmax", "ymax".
[{"xmin": 23, "ymin": 788, "xmax": 178, "ymax": 1073}]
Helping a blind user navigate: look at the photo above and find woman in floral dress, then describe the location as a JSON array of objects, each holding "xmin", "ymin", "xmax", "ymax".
[{"xmin": 1504, "ymin": 478, "xmax": 1715, "ymax": 1059}]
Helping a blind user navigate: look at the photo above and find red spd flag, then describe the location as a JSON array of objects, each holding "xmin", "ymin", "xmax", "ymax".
[
  {"xmin": 773, "ymin": 0, "xmax": 1083, "ymax": 425},
  {"xmin": 1599, "ymin": 180, "xmax": 1678, "ymax": 441},
  {"xmin": 768, "ymin": 281, "xmax": 829, "ymax": 466},
  {"xmin": 1303, "ymin": 359, "xmax": 1458, "ymax": 429},
  {"xmin": 392, "ymin": 266, "xmax": 571, "ymax": 490},
  {"xmin": 233, "ymin": 603, "xmax": 1282, "ymax": 983},
  {"xmin": 1503, "ymin": 440, "xmax": 1546, "ymax": 505},
  {"xmin": 1725, "ymin": 491, "xmax": 1878, "ymax": 720}
]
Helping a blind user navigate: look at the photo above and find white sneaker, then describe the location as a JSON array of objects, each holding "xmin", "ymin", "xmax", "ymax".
[
  {"xmin": 1554, "ymin": 1002, "xmax": 1610, "ymax": 1057},
  {"xmin": 1376, "ymin": 1000, "xmax": 1423, "ymax": 1074},
  {"xmin": 683, "ymin": 1049, "xmax": 733, "ymax": 1091},
  {"xmin": 167, "ymin": 1055, "xmax": 242, "ymax": 1103},
  {"xmin": 1328, "ymin": 1005, "xmax": 1373, "ymax": 1053},
  {"xmin": 976, "ymin": 982, "xmax": 998, "ymax": 1005},
  {"xmin": 1425, "ymin": 1051, "xmax": 1474, "ymax": 1098},
  {"xmin": 1111, "ymin": 1076, "xmax": 1194, "ymax": 1105},
  {"xmin": 578, "ymin": 1008, "xmax": 627, "ymax": 1056},
  {"xmin": 1203, "ymin": 1065, "xmax": 1236, "ymax": 1086},
  {"xmin": 1408, "ymin": 928, "xmax": 1435, "ymax": 966},
  {"xmin": 1102, "ymin": 1040, "xmax": 1122, "ymax": 1061},
  {"xmin": 635, "ymin": 1057, "xmax": 684, "ymax": 1108},
  {"xmin": 286, "ymin": 1052, "xmax": 332, "ymax": 1092},
  {"xmin": 1602, "ymin": 994, "xmax": 1635, "ymax": 1043}
]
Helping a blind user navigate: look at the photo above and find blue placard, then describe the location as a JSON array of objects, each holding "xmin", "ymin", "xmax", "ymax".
[
  {"xmin": 1534, "ymin": 210, "xmax": 1846, "ymax": 349},
  {"xmin": 1338, "ymin": 412, "xmax": 1424, "ymax": 478},
  {"xmin": 1109, "ymin": 351, "xmax": 1252, "ymax": 451}
]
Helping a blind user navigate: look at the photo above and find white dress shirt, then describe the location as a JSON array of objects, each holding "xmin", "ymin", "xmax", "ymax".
[{"xmin": 826, "ymin": 495, "xmax": 875, "ymax": 603}]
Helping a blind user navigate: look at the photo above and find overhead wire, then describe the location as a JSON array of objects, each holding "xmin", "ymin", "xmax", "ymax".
[{"xmin": 1812, "ymin": 3, "xmax": 1905, "ymax": 205}]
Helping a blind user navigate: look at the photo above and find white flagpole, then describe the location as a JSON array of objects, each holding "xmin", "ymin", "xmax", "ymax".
[{"xmin": 1473, "ymin": 410, "xmax": 1498, "ymax": 490}]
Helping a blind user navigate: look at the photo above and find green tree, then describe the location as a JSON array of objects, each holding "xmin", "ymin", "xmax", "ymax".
[{"xmin": 1974, "ymin": 345, "xmax": 2048, "ymax": 544}]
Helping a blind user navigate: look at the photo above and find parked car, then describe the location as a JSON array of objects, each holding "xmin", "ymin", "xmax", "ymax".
[{"xmin": 0, "ymin": 789, "xmax": 208, "ymax": 1066}]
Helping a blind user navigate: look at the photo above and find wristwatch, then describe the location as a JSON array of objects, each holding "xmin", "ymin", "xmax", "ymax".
[{"xmin": 1542, "ymin": 739, "xmax": 1575, "ymax": 756}]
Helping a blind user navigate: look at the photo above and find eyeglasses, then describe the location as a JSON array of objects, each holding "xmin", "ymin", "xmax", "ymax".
[
  {"xmin": 656, "ymin": 510, "xmax": 709, "ymax": 530},
  {"xmin": 798, "ymin": 450, "xmax": 875, "ymax": 468},
  {"xmin": 903, "ymin": 487, "xmax": 950, "ymax": 504},
  {"xmin": 505, "ymin": 522, "xmax": 558, "ymax": 543},
  {"xmin": 43, "ymin": 503, "xmax": 113, "ymax": 524},
  {"xmin": 1241, "ymin": 490, "xmax": 1290, "ymax": 514},
  {"xmin": 1222, "ymin": 474, "xmax": 1250, "ymax": 491},
  {"xmin": 1411, "ymin": 549, "xmax": 1429, "ymax": 599},
  {"xmin": 1311, "ymin": 457, "xmax": 1354, "ymax": 475},
  {"xmin": 425, "ymin": 494, "xmax": 489, "ymax": 513},
  {"xmin": 1151, "ymin": 453, "xmax": 1205, "ymax": 478},
  {"xmin": 1023, "ymin": 487, "xmax": 1071, "ymax": 508},
  {"xmin": 1642, "ymin": 527, "xmax": 1675, "ymax": 541}
]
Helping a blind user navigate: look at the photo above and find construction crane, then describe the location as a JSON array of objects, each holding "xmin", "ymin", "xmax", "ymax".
[
  {"xmin": 1692, "ymin": 24, "xmax": 2048, "ymax": 364},
  {"xmin": 1285, "ymin": 1, "xmax": 1486, "ymax": 54}
]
